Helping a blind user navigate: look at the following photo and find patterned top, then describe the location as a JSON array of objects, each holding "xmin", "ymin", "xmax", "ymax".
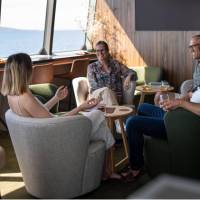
[
  {"xmin": 87, "ymin": 57, "xmax": 137, "ymax": 102},
  {"xmin": 193, "ymin": 61, "xmax": 200, "ymax": 89}
]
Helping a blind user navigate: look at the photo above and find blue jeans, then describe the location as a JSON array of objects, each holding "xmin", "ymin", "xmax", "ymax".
[{"xmin": 126, "ymin": 103, "xmax": 167, "ymax": 170}]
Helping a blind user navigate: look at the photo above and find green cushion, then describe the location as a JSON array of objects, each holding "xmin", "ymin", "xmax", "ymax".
[
  {"xmin": 136, "ymin": 80, "xmax": 146, "ymax": 86},
  {"xmin": 29, "ymin": 83, "xmax": 59, "ymax": 113},
  {"xmin": 145, "ymin": 66, "xmax": 163, "ymax": 83},
  {"xmin": 29, "ymin": 83, "xmax": 57, "ymax": 99},
  {"xmin": 130, "ymin": 66, "xmax": 145, "ymax": 85},
  {"xmin": 130, "ymin": 66, "xmax": 162, "ymax": 85}
]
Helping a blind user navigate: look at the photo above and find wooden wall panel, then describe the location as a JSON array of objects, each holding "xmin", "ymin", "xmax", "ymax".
[{"xmin": 94, "ymin": 0, "xmax": 200, "ymax": 89}]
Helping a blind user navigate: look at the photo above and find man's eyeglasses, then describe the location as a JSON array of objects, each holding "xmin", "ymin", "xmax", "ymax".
[
  {"xmin": 188, "ymin": 43, "xmax": 200, "ymax": 49},
  {"xmin": 96, "ymin": 49, "xmax": 107, "ymax": 53}
]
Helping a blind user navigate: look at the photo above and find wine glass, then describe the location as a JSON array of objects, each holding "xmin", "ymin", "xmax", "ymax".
[
  {"xmin": 175, "ymin": 93, "xmax": 181, "ymax": 99},
  {"xmin": 159, "ymin": 93, "xmax": 169, "ymax": 110}
]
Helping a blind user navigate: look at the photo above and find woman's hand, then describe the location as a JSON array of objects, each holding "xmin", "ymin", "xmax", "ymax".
[
  {"xmin": 123, "ymin": 75, "xmax": 131, "ymax": 90},
  {"xmin": 162, "ymin": 99, "xmax": 182, "ymax": 111},
  {"xmin": 79, "ymin": 98, "xmax": 99, "ymax": 110},
  {"xmin": 55, "ymin": 86, "xmax": 68, "ymax": 101}
]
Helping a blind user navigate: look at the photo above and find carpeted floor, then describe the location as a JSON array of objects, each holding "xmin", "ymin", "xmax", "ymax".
[{"xmin": 0, "ymin": 130, "xmax": 151, "ymax": 199}]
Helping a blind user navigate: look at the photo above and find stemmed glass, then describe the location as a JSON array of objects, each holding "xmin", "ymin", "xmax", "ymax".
[{"xmin": 159, "ymin": 93, "xmax": 169, "ymax": 110}]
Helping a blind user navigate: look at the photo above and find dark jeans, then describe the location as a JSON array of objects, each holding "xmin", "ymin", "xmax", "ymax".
[{"xmin": 126, "ymin": 103, "xmax": 167, "ymax": 170}]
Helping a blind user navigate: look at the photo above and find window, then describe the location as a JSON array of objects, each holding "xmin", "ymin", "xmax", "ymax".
[
  {"xmin": 53, "ymin": 0, "xmax": 90, "ymax": 53},
  {"xmin": 0, "ymin": 0, "xmax": 47, "ymax": 57}
]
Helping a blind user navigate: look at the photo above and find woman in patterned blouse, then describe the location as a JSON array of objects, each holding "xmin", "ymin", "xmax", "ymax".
[{"xmin": 87, "ymin": 41, "xmax": 137, "ymax": 105}]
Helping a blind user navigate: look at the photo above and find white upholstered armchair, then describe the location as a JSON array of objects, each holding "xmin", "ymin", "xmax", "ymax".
[
  {"xmin": 72, "ymin": 77, "xmax": 136, "ymax": 106},
  {"xmin": 5, "ymin": 109, "xmax": 106, "ymax": 199}
]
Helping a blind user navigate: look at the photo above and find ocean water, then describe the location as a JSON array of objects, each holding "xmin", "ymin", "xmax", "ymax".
[{"xmin": 0, "ymin": 27, "xmax": 85, "ymax": 58}]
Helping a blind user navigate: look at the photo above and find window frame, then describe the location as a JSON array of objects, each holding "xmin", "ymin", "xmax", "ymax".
[
  {"xmin": 0, "ymin": 0, "xmax": 96, "ymax": 58},
  {"xmin": 40, "ymin": 0, "xmax": 56, "ymax": 55}
]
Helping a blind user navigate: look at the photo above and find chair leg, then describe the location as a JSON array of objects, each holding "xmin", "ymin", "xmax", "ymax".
[
  {"xmin": 0, "ymin": 118, "xmax": 7, "ymax": 130},
  {"xmin": 67, "ymin": 80, "xmax": 72, "ymax": 110}
]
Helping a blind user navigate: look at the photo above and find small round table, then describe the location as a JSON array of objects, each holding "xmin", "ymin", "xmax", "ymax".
[
  {"xmin": 104, "ymin": 105, "xmax": 135, "ymax": 172},
  {"xmin": 136, "ymin": 85, "xmax": 174, "ymax": 105}
]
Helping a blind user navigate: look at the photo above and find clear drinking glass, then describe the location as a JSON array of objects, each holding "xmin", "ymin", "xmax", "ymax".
[
  {"xmin": 167, "ymin": 92, "xmax": 181, "ymax": 100},
  {"xmin": 161, "ymin": 80, "xmax": 170, "ymax": 90},
  {"xmin": 159, "ymin": 93, "xmax": 169, "ymax": 110},
  {"xmin": 175, "ymin": 93, "xmax": 181, "ymax": 99}
]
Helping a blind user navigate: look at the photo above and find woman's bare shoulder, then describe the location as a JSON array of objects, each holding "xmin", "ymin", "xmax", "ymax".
[
  {"xmin": 18, "ymin": 92, "xmax": 38, "ymax": 110},
  {"xmin": 20, "ymin": 91, "xmax": 35, "ymax": 101},
  {"xmin": 20, "ymin": 91, "xmax": 52, "ymax": 118}
]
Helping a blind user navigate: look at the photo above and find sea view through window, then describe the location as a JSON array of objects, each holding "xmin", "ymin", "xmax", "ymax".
[{"xmin": 0, "ymin": 0, "xmax": 89, "ymax": 58}]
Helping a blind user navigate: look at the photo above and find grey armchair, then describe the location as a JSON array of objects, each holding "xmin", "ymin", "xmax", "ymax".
[{"xmin": 5, "ymin": 109, "xmax": 106, "ymax": 199}]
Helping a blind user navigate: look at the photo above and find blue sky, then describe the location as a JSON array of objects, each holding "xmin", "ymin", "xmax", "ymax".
[{"xmin": 1, "ymin": 0, "xmax": 89, "ymax": 30}]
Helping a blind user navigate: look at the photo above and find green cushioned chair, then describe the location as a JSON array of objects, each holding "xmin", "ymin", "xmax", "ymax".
[
  {"xmin": 144, "ymin": 108, "xmax": 200, "ymax": 179},
  {"xmin": 130, "ymin": 66, "xmax": 163, "ymax": 86},
  {"xmin": 29, "ymin": 83, "xmax": 59, "ymax": 113},
  {"xmin": 130, "ymin": 66, "xmax": 163, "ymax": 105}
]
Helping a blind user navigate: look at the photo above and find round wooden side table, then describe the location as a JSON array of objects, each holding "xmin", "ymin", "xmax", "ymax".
[
  {"xmin": 136, "ymin": 85, "xmax": 174, "ymax": 105},
  {"xmin": 104, "ymin": 105, "xmax": 135, "ymax": 172}
]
